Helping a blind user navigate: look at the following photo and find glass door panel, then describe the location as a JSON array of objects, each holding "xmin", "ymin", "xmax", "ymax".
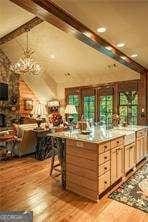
[
  {"xmin": 119, "ymin": 91, "xmax": 138, "ymax": 125},
  {"xmin": 99, "ymin": 95, "xmax": 113, "ymax": 125},
  {"xmin": 68, "ymin": 95, "xmax": 79, "ymax": 122},
  {"xmin": 84, "ymin": 96, "xmax": 95, "ymax": 120}
]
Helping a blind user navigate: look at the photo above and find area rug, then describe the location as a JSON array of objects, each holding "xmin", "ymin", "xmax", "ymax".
[{"xmin": 109, "ymin": 163, "xmax": 148, "ymax": 213}]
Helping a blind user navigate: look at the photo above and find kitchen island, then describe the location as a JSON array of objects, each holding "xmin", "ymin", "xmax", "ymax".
[{"xmin": 48, "ymin": 126, "xmax": 147, "ymax": 201}]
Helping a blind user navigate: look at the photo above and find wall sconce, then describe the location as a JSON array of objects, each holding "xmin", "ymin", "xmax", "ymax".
[{"xmin": 141, "ymin": 108, "xmax": 145, "ymax": 118}]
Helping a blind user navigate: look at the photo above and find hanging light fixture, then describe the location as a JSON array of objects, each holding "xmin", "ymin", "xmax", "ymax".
[{"xmin": 10, "ymin": 29, "xmax": 41, "ymax": 75}]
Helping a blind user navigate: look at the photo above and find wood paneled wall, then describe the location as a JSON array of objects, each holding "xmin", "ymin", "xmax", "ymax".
[
  {"xmin": 146, "ymin": 73, "xmax": 148, "ymax": 125},
  {"xmin": 138, "ymin": 74, "xmax": 147, "ymax": 125},
  {"xmin": 19, "ymin": 80, "xmax": 37, "ymax": 117}
]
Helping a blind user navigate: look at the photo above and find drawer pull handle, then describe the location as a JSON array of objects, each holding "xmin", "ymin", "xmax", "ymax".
[
  {"xmin": 104, "ymin": 146, "xmax": 107, "ymax": 149},
  {"xmin": 104, "ymin": 181, "xmax": 107, "ymax": 184},
  {"xmin": 104, "ymin": 167, "xmax": 107, "ymax": 170},
  {"xmin": 104, "ymin": 156, "xmax": 107, "ymax": 159},
  {"xmin": 117, "ymin": 141, "xmax": 119, "ymax": 144}
]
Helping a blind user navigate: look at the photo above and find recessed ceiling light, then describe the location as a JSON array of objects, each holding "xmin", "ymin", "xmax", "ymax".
[
  {"xmin": 131, "ymin": 54, "xmax": 138, "ymax": 58},
  {"xmin": 97, "ymin": 27, "xmax": 106, "ymax": 33},
  {"xmin": 117, "ymin": 43, "xmax": 125, "ymax": 48},
  {"xmin": 83, "ymin": 31, "xmax": 93, "ymax": 38},
  {"xmin": 50, "ymin": 54, "xmax": 55, "ymax": 59},
  {"xmin": 105, "ymin": 46, "xmax": 113, "ymax": 51},
  {"xmin": 120, "ymin": 56, "xmax": 127, "ymax": 60}
]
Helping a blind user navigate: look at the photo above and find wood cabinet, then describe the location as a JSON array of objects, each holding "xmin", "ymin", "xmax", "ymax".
[
  {"xmin": 136, "ymin": 129, "xmax": 147, "ymax": 163},
  {"xmin": 111, "ymin": 145, "xmax": 123, "ymax": 185},
  {"xmin": 65, "ymin": 129, "xmax": 147, "ymax": 201},
  {"xmin": 136, "ymin": 137, "xmax": 144, "ymax": 162},
  {"xmin": 66, "ymin": 139, "xmax": 98, "ymax": 201},
  {"xmin": 98, "ymin": 141, "xmax": 111, "ymax": 194},
  {"xmin": 99, "ymin": 171, "xmax": 110, "ymax": 194},
  {"xmin": 124, "ymin": 143, "xmax": 135, "ymax": 173},
  {"xmin": 66, "ymin": 136, "xmax": 124, "ymax": 201}
]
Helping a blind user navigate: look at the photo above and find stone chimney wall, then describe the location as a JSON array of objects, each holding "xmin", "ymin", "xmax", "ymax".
[{"xmin": 0, "ymin": 49, "xmax": 20, "ymax": 126}]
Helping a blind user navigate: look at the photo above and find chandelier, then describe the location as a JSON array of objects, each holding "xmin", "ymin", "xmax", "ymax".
[{"xmin": 10, "ymin": 29, "xmax": 41, "ymax": 75}]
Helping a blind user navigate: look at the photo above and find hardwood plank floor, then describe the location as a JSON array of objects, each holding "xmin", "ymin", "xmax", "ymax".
[{"xmin": 0, "ymin": 157, "xmax": 147, "ymax": 222}]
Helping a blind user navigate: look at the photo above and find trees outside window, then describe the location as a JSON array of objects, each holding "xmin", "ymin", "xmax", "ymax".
[
  {"xmin": 68, "ymin": 95, "xmax": 79, "ymax": 122},
  {"xmin": 84, "ymin": 96, "xmax": 95, "ymax": 120},
  {"xmin": 100, "ymin": 95, "xmax": 113, "ymax": 125},
  {"xmin": 119, "ymin": 91, "xmax": 138, "ymax": 125}
]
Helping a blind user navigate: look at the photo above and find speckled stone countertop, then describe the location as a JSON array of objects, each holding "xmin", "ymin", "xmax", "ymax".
[
  {"xmin": 113, "ymin": 125, "xmax": 148, "ymax": 132},
  {"xmin": 47, "ymin": 125, "xmax": 147, "ymax": 144}
]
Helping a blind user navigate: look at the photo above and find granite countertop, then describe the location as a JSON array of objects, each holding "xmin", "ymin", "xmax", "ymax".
[
  {"xmin": 47, "ymin": 127, "xmax": 125, "ymax": 144},
  {"xmin": 113, "ymin": 125, "xmax": 148, "ymax": 132},
  {"xmin": 47, "ymin": 125, "xmax": 147, "ymax": 144}
]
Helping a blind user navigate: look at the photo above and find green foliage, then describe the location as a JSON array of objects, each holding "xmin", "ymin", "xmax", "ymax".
[
  {"xmin": 119, "ymin": 91, "xmax": 138, "ymax": 125},
  {"xmin": 68, "ymin": 95, "xmax": 79, "ymax": 122},
  {"xmin": 84, "ymin": 96, "xmax": 95, "ymax": 120},
  {"xmin": 100, "ymin": 95, "xmax": 113, "ymax": 124},
  {"xmin": 68, "ymin": 90, "xmax": 138, "ymax": 125}
]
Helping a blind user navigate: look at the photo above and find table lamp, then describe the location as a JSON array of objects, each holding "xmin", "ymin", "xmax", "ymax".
[
  {"xmin": 32, "ymin": 101, "xmax": 47, "ymax": 129},
  {"xmin": 65, "ymin": 105, "xmax": 77, "ymax": 124}
]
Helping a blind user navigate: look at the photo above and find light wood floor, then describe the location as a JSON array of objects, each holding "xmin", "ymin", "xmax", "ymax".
[{"xmin": 0, "ymin": 157, "xmax": 147, "ymax": 222}]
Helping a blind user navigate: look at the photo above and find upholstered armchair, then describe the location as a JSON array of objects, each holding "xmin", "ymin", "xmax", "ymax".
[{"xmin": 13, "ymin": 124, "xmax": 37, "ymax": 157}]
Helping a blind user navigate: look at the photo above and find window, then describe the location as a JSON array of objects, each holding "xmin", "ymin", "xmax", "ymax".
[
  {"xmin": 119, "ymin": 91, "xmax": 138, "ymax": 125},
  {"xmin": 84, "ymin": 96, "xmax": 95, "ymax": 120},
  {"xmin": 99, "ymin": 95, "xmax": 113, "ymax": 125},
  {"xmin": 68, "ymin": 95, "xmax": 79, "ymax": 122}
]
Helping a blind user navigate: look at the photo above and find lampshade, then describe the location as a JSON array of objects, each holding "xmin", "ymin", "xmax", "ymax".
[
  {"xmin": 65, "ymin": 105, "xmax": 77, "ymax": 114},
  {"xmin": 32, "ymin": 101, "xmax": 47, "ymax": 118}
]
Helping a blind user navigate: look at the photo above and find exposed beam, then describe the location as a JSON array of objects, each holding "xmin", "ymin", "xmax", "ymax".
[
  {"xmin": 10, "ymin": 0, "xmax": 147, "ymax": 74},
  {"xmin": 0, "ymin": 17, "xmax": 43, "ymax": 45}
]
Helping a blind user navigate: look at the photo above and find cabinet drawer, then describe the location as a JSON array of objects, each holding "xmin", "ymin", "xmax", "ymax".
[
  {"xmin": 111, "ymin": 137, "xmax": 124, "ymax": 149},
  {"xmin": 99, "ymin": 161, "xmax": 110, "ymax": 176},
  {"xmin": 98, "ymin": 150, "xmax": 110, "ymax": 165},
  {"xmin": 98, "ymin": 171, "xmax": 110, "ymax": 194},
  {"xmin": 125, "ymin": 143, "xmax": 135, "ymax": 150},
  {"xmin": 137, "ymin": 129, "xmax": 146, "ymax": 138},
  {"xmin": 67, "ymin": 139, "xmax": 97, "ymax": 152},
  {"xmin": 98, "ymin": 141, "xmax": 110, "ymax": 154}
]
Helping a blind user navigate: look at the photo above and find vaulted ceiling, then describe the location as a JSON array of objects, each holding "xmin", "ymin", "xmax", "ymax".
[
  {"xmin": 1, "ymin": 0, "xmax": 147, "ymax": 102},
  {"xmin": 54, "ymin": 0, "xmax": 148, "ymax": 69},
  {"xmin": 0, "ymin": 0, "xmax": 34, "ymax": 38}
]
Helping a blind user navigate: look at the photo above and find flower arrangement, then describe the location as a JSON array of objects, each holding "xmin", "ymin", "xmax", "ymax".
[{"xmin": 49, "ymin": 111, "xmax": 63, "ymax": 126}]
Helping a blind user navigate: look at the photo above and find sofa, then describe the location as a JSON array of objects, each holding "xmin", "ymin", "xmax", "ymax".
[{"xmin": 13, "ymin": 123, "xmax": 38, "ymax": 157}]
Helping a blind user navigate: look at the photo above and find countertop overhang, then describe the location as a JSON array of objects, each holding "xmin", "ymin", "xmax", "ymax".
[{"xmin": 47, "ymin": 125, "xmax": 147, "ymax": 144}]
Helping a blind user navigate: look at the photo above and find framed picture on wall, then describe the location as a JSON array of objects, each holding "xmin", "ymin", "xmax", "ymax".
[{"xmin": 24, "ymin": 99, "xmax": 33, "ymax": 110}]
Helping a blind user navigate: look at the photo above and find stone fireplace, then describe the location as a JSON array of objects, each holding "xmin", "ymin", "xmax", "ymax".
[
  {"xmin": 0, "ymin": 113, "xmax": 6, "ymax": 127},
  {"xmin": 0, "ymin": 49, "xmax": 20, "ymax": 126}
]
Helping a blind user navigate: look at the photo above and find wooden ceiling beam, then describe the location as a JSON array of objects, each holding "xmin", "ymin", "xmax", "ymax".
[
  {"xmin": 0, "ymin": 17, "xmax": 43, "ymax": 45},
  {"xmin": 10, "ymin": 0, "xmax": 147, "ymax": 74}
]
